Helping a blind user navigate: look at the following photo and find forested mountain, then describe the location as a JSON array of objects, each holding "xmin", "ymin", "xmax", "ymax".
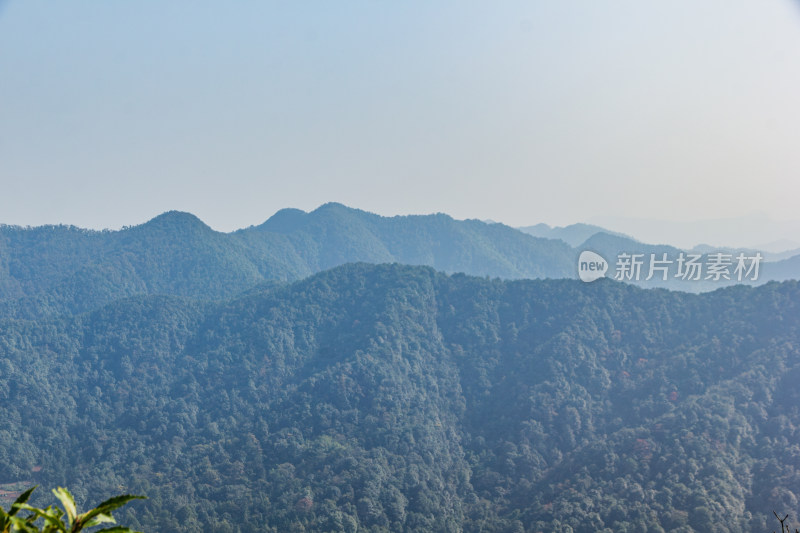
[
  {"xmin": 1, "ymin": 204, "xmax": 798, "ymax": 321},
  {"xmin": 0, "ymin": 204, "xmax": 573, "ymax": 319},
  {"xmin": 1, "ymin": 263, "xmax": 799, "ymax": 532}
]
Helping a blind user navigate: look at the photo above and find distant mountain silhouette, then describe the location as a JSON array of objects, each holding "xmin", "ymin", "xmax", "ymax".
[
  {"xmin": 518, "ymin": 222, "xmax": 631, "ymax": 247},
  {"xmin": 577, "ymin": 232, "xmax": 794, "ymax": 291}
]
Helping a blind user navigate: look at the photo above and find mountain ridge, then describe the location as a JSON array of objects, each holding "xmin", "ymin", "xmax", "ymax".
[
  {"xmin": 0, "ymin": 204, "xmax": 797, "ymax": 320},
  {"xmin": 0, "ymin": 204, "xmax": 575, "ymax": 318}
]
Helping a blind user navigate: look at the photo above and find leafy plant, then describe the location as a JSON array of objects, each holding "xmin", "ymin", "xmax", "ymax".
[{"xmin": 0, "ymin": 486, "xmax": 144, "ymax": 533}]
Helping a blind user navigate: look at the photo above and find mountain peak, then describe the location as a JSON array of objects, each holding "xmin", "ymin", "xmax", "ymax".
[
  {"xmin": 312, "ymin": 202, "xmax": 367, "ymax": 217},
  {"xmin": 256, "ymin": 203, "xmax": 362, "ymax": 233},
  {"xmin": 257, "ymin": 208, "xmax": 309, "ymax": 232},
  {"xmin": 316, "ymin": 201, "xmax": 349, "ymax": 211},
  {"xmin": 139, "ymin": 211, "xmax": 212, "ymax": 232}
]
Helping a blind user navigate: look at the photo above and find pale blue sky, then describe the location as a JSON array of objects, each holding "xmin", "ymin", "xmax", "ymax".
[{"xmin": 1, "ymin": 1, "xmax": 799, "ymax": 243}]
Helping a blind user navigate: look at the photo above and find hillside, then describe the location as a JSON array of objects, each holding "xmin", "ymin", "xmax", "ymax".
[
  {"xmin": 0, "ymin": 204, "xmax": 574, "ymax": 319},
  {"xmin": 2, "ymin": 205, "xmax": 799, "ymax": 321},
  {"xmin": 1, "ymin": 263, "xmax": 799, "ymax": 531}
]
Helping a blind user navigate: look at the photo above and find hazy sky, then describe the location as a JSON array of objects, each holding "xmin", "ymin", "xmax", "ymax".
[{"xmin": 1, "ymin": 1, "xmax": 799, "ymax": 240}]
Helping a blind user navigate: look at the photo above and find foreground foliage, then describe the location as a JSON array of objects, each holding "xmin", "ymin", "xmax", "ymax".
[{"xmin": 0, "ymin": 486, "xmax": 144, "ymax": 532}]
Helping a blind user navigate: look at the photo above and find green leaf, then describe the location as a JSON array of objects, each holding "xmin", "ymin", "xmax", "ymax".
[
  {"xmin": 76, "ymin": 495, "xmax": 145, "ymax": 527},
  {"xmin": 92, "ymin": 495, "xmax": 146, "ymax": 515},
  {"xmin": 12, "ymin": 504, "xmax": 66, "ymax": 531},
  {"xmin": 10, "ymin": 503, "xmax": 46, "ymax": 517},
  {"xmin": 93, "ymin": 527, "xmax": 142, "ymax": 533},
  {"xmin": 83, "ymin": 512, "xmax": 116, "ymax": 528},
  {"xmin": 52, "ymin": 488, "xmax": 76, "ymax": 526},
  {"xmin": 7, "ymin": 514, "xmax": 43, "ymax": 533},
  {"xmin": 9, "ymin": 486, "xmax": 37, "ymax": 517}
]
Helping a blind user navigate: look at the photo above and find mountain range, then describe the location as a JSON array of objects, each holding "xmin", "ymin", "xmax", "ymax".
[
  {"xmin": 517, "ymin": 222, "xmax": 632, "ymax": 247},
  {"xmin": 1, "ymin": 204, "xmax": 798, "ymax": 321}
]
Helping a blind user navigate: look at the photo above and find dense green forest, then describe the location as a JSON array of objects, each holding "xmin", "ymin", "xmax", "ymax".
[
  {"xmin": 1, "ymin": 262, "xmax": 799, "ymax": 531},
  {"xmin": 0, "ymin": 204, "xmax": 573, "ymax": 319},
  {"xmin": 2, "ymin": 204, "xmax": 797, "ymax": 321}
]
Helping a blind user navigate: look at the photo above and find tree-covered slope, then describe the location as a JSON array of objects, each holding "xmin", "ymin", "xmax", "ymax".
[
  {"xmin": 1, "ymin": 263, "xmax": 799, "ymax": 532},
  {"xmin": 247, "ymin": 203, "xmax": 573, "ymax": 278},
  {"xmin": 0, "ymin": 204, "xmax": 574, "ymax": 319},
  {"xmin": 2, "ymin": 204, "xmax": 797, "ymax": 320}
]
